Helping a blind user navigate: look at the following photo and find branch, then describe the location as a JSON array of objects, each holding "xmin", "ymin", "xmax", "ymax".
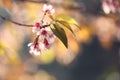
[
  {"xmin": 0, "ymin": 15, "xmax": 33, "ymax": 27},
  {"xmin": 0, "ymin": 15, "xmax": 50, "ymax": 28}
]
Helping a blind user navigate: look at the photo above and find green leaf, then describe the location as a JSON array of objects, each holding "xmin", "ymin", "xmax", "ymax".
[
  {"xmin": 50, "ymin": 23, "xmax": 68, "ymax": 48},
  {"xmin": 57, "ymin": 20, "xmax": 74, "ymax": 34},
  {"xmin": 55, "ymin": 14, "xmax": 80, "ymax": 29}
]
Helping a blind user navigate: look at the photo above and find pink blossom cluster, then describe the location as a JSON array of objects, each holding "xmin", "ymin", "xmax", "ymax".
[
  {"xmin": 102, "ymin": 0, "xmax": 120, "ymax": 14},
  {"xmin": 28, "ymin": 4, "xmax": 55, "ymax": 56}
]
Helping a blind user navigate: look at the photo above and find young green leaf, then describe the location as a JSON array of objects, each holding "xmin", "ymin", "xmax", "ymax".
[
  {"xmin": 50, "ymin": 23, "xmax": 68, "ymax": 48},
  {"xmin": 57, "ymin": 20, "xmax": 74, "ymax": 34},
  {"xmin": 55, "ymin": 14, "xmax": 80, "ymax": 29}
]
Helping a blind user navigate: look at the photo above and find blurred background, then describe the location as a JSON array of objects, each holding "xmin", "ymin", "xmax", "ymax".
[{"xmin": 0, "ymin": 0, "xmax": 120, "ymax": 80}]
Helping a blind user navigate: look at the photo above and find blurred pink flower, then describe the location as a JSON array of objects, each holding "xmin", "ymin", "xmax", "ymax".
[{"xmin": 102, "ymin": 0, "xmax": 120, "ymax": 14}]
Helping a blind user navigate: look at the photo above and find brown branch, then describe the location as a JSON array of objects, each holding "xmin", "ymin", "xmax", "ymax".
[
  {"xmin": 0, "ymin": 15, "xmax": 50, "ymax": 28},
  {"xmin": 10, "ymin": 20, "xmax": 34, "ymax": 27},
  {"xmin": 0, "ymin": 15, "xmax": 33, "ymax": 27}
]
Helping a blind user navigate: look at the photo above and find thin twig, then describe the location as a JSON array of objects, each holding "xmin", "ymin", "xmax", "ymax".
[
  {"xmin": 0, "ymin": 15, "xmax": 33, "ymax": 27},
  {"xmin": 0, "ymin": 15, "xmax": 50, "ymax": 28},
  {"xmin": 10, "ymin": 20, "xmax": 34, "ymax": 27},
  {"xmin": 41, "ymin": 12, "xmax": 46, "ymax": 21}
]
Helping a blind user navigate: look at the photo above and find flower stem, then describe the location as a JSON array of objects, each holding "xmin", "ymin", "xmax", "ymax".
[{"xmin": 41, "ymin": 12, "xmax": 46, "ymax": 21}]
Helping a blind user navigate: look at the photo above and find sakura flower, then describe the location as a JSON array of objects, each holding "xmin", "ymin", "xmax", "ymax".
[
  {"xmin": 37, "ymin": 27, "xmax": 55, "ymax": 49},
  {"xmin": 28, "ymin": 42, "xmax": 44, "ymax": 56},
  {"xmin": 37, "ymin": 28, "xmax": 54, "ymax": 39},
  {"xmin": 43, "ymin": 4, "xmax": 55, "ymax": 14},
  {"xmin": 46, "ymin": 32, "xmax": 55, "ymax": 44},
  {"xmin": 43, "ymin": 32, "xmax": 55, "ymax": 49},
  {"xmin": 32, "ymin": 21, "xmax": 43, "ymax": 33},
  {"xmin": 43, "ymin": 38, "xmax": 51, "ymax": 49},
  {"xmin": 37, "ymin": 28, "xmax": 47, "ymax": 37},
  {"xmin": 43, "ymin": 38, "xmax": 54, "ymax": 49}
]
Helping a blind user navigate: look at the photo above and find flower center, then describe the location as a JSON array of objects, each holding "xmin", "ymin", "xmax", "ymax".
[
  {"xmin": 41, "ymin": 30, "xmax": 47, "ymax": 35},
  {"xmin": 44, "ymin": 39, "xmax": 49, "ymax": 46}
]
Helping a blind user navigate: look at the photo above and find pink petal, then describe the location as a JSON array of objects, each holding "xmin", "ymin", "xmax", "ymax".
[
  {"xmin": 43, "ymin": 4, "xmax": 47, "ymax": 11},
  {"xmin": 50, "ymin": 9, "xmax": 55, "ymax": 14},
  {"xmin": 48, "ymin": 5, "xmax": 53, "ymax": 10},
  {"xmin": 33, "ymin": 50, "xmax": 40, "ymax": 56}
]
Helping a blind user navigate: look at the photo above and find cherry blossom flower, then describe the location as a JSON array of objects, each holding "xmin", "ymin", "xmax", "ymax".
[
  {"xmin": 46, "ymin": 32, "xmax": 55, "ymax": 44},
  {"xmin": 43, "ymin": 38, "xmax": 51, "ymax": 49},
  {"xmin": 28, "ymin": 42, "xmax": 44, "ymax": 56},
  {"xmin": 32, "ymin": 22, "xmax": 42, "ymax": 33},
  {"xmin": 43, "ymin": 4, "xmax": 55, "ymax": 14},
  {"xmin": 37, "ymin": 27, "xmax": 55, "ymax": 49},
  {"xmin": 43, "ymin": 35, "xmax": 55, "ymax": 49},
  {"xmin": 37, "ymin": 28, "xmax": 54, "ymax": 39},
  {"xmin": 43, "ymin": 34, "xmax": 55, "ymax": 49},
  {"xmin": 37, "ymin": 28, "xmax": 47, "ymax": 37}
]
